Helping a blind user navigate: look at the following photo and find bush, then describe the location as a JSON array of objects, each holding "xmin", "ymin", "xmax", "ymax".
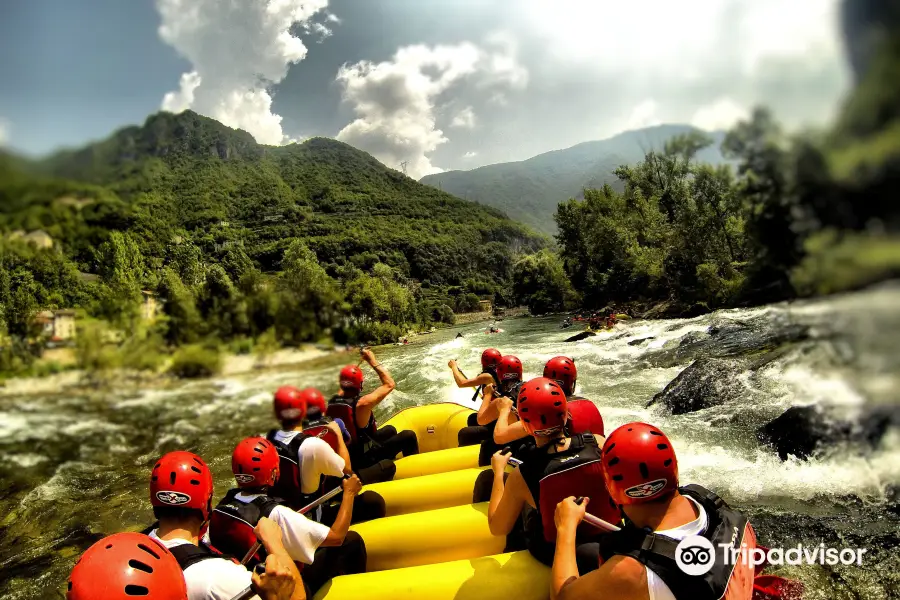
[
  {"xmin": 169, "ymin": 345, "xmax": 222, "ymax": 379},
  {"xmin": 229, "ymin": 336, "xmax": 255, "ymax": 355},
  {"xmin": 75, "ymin": 320, "xmax": 121, "ymax": 371}
]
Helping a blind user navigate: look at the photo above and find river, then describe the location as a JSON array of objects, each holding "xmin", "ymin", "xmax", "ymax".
[{"xmin": 1, "ymin": 284, "xmax": 899, "ymax": 599}]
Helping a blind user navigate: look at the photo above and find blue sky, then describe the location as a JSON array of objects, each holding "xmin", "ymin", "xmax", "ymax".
[{"xmin": 0, "ymin": 0, "xmax": 851, "ymax": 177}]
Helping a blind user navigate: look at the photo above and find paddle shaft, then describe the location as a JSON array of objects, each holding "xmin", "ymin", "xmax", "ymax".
[
  {"xmin": 574, "ymin": 496, "xmax": 621, "ymax": 532},
  {"xmin": 239, "ymin": 480, "xmax": 348, "ymax": 564}
]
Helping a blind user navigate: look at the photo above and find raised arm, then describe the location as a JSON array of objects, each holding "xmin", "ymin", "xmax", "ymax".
[
  {"xmin": 356, "ymin": 348, "xmax": 395, "ymax": 410},
  {"xmin": 322, "ymin": 475, "xmax": 362, "ymax": 546},
  {"xmin": 448, "ymin": 360, "xmax": 495, "ymax": 388}
]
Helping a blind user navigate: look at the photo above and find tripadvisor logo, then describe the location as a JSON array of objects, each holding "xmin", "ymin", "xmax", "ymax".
[{"xmin": 674, "ymin": 535, "xmax": 868, "ymax": 576}]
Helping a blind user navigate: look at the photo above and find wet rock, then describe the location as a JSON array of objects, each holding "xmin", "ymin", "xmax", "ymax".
[
  {"xmin": 646, "ymin": 358, "xmax": 747, "ymax": 414},
  {"xmin": 757, "ymin": 405, "xmax": 900, "ymax": 460},
  {"xmin": 679, "ymin": 331, "xmax": 709, "ymax": 346},
  {"xmin": 628, "ymin": 337, "xmax": 655, "ymax": 346}
]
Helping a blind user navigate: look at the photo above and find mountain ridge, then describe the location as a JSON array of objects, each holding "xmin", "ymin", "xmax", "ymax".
[{"xmin": 421, "ymin": 124, "xmax": 728, "ymax": 233}]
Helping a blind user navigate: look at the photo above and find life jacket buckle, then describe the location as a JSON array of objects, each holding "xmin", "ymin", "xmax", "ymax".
[{"xmin": 640, "ymin": 533, "xmax": 657, "ymax": 552}]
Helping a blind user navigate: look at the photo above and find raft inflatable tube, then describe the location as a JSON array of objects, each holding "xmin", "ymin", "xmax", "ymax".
[{"xmin": 313, "ymin": 551, "xmax": 549, "ymax": 600}]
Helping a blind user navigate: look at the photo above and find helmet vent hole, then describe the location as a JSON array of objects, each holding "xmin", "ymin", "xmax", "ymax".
[
  {"xmin": 253, "ymin": 467, "xmax": 261, "ymax": 472},
  {"xmin": 605, "ymin": 443, "xmax": 616, "ymax": 453},
  {"xmin": 553, "ymin": 401, "xmax": 562, "ymax": 406},
  {"xmin": 68, "ymin": 582, "xmax": 72, "ymax": 591},
  {"xmin": 169, "ymin": 472, "xmax": 176, "ymax": 485},
  {"xmin": 106, "ymin": 544, "xmax": 113, "ymax": 549},
  {"xmin": 251, "ymin": 457, "xmax": 261, "ymax": 462},
  {"xmin": 254, "ymin": 447, "xmax": 264, "ymax": 454},
  {"xmin": 137, "ymin": 543, "xmax": 160, "ymax": 560},
  {"xmin": 125, "ymin": 584, "xmax": 150, "ymax": 596},
  {"xmin": 657, "ymin": 444, "xmax": 668, "ymax": 450},
  {"xmin": 649, "ymin": 431, "xmax": 663, "ymax": 436},
  {"xmin": 190, "ymin": 479, "xmax": 200, "ymax": 485},
  {"xmin": 664, "ymin": 459, "xmax": 673, "ymax": 467},
  {"xmin": 627, "ymin": 428, "xmax": 633, "ymax": 432},
  {"xmin": 540, "ymin": 415, "xmax": 547, "ymax": 425},
  {"xmin": 190, "ymin": 466, "xmax": 202, "ymax": 473},
  {"xmin": 612, "ymin": 475, "xmax": 623, "ymax": 481},
  {"xmin": 521, "ymin": 407, "xmax": 528, "ymax": 413},
  {"xmin": 523, "ymin": 418, "xmax": 531, "ymax": 423},
  {"xmin": 607, "ymin": 457, "xmax": 620, "ymax": 467},
  {"xmin": 193, "ymin": 457, "xmax": 203, "ymax": 464},
  {"xmin": 128, "ymin": 559, "xmax": 153, "ymax": 574},
  {"xmin": 639, "ymin": 463, "xmax": 650, "ymax": 479},
  {"xmin": 151, "ymin": 476, "xmax": 157, "ymax": 482}
]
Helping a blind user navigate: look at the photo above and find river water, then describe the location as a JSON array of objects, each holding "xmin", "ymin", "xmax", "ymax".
[{"xmin": 1, "ymin": 285, "xmax": 899, "ymax": 599}]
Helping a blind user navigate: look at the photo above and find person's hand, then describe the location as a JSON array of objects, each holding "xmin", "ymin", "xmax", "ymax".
[
  {"xmin": 497, "ymin": 396, "xmax": 513, "ymax": 412},
  {"xmin": 342, "ymin": 474, "xmax": 362, "ymax": 496},
  {"xmin": 483, "ymin": 383, "xmax": 495, "ymax": 399},
  {"xmin": 555, "ymin": 496, "xmax": 587, "ymax": 534},
  {"xmin": 252, "ymin": 554, "xmax": 296, "ymax": 600},
  {"xmin": 448, "ymin": 359, "xmax": 457, "ymax": 370},
  {"xmin": 254, "ymin": 516, "xmax": 284, "ymax": 549},
  {"xmin": 491, "ymin": 448, "xmax": 511, "ymax": 472},
  {"xmin": 361, "ymin": 348, "xmax": 376, "ymax": 365}
]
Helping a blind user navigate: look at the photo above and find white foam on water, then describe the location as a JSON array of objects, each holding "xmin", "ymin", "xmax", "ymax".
[
  {"xmin": 774, "ymin": 364, "xmax": 867, "ymax": 408},
  {"xmin": 1, "ymin": 453, "xmax": 49, "ymax": 468}
]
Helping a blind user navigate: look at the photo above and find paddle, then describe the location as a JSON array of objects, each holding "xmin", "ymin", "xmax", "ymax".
[
  {"xmin": 239, "ymin": 476, "xmax": 350, "ymax": 564},
  {"xmin": 574, "ymin": 496, "xmax": 621, "ymax": 532}
]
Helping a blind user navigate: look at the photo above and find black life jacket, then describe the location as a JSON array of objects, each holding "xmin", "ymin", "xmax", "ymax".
[
  {"xmin": 264, "ymin": 430, "xmax": 320, "ymax": 512},
  {"xmin": 207, "ymin": 489, "xmax": 281, "ymax": 566},
  {"xmin": 328, "ymin": 394, "xmax": 377, "ymax": 449},
  {"xmin": 169, "ymin": 542, "xmax": 225, "ymax": 570},
  {"xmin": 599, "ymin": 484, "xmax": 758, "ymax": 600},
  {"xmin": 519, "ymin": 433, "xmax": 620, "ymax": 543},
  {"xmin": 471, "ymin": 367, "xmax": 502, "ymax": 402}
]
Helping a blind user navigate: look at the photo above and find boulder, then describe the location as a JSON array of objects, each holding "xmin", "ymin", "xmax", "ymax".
[{"xmin": 646, "ymin": 358, "xmax": 747, "ymax": 414}]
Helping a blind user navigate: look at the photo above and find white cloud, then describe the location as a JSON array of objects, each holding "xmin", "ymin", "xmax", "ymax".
[
  {"xmin": 451, "ymin": 106, "xmax": 476, "ymax": 129},
  {"xmin": 691, "ymin": 97, "xmax": 751, "ymax": 132},
  {"xmin": 335, "ymin": 37, "xmax": 528, "ymax": 179},
  {"xmin": 0, "ymin": 118, "xmax": 8, "ymax": 147},
  {"xmin": 155, "ymin": 0, "xmax": 333, "ymax": 145},
  {"xmin": 622, "ymin": 100, "xmax": 662, "ymax": 132},
  {"xmin": 463, "ymin": 151, "xmax": 478, "ymax": 159}
]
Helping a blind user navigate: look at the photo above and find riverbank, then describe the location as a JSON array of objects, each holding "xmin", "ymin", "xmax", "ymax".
[{"xmin": 0, "ymin": 344, "xmax": 333, "ymax": 397}]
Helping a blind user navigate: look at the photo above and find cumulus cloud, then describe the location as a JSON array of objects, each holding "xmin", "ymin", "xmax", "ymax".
[
  {"xmin": 451, "ymin": 106, "xmax": 477, "ymax": 129},
  {"xmin": 463, "ymin": 151, "xmax": 478, "ymax": 159},
  {"xmin": 691, "ymin": 98, "xmax": 751, "ymax": 132},
  {"xmin": 155, "ymin": 0, "xmax": 333, "ymax": 145},
  {"xmin": 335, "ymin": 38, "xmax": 528, "ymax": 178},
  {"xmin": 0, "ymin": 118, "xmax": 8, "ymax": 147}
]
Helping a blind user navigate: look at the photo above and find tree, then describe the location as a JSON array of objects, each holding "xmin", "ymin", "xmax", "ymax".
[
  {"xmin": 512, "ymin": 250, "xmax": 580, "ymax": 314},
  {"xmin": 275, "ymin": 240, "xmax": 343, "ymax": 344},
  {"xmin": 198, "ymin": 264, "xmax": 248, "ymax": 340},
  {"xmin": 156, "ymin": 268, "xmax": 202, "ymax": 345}
]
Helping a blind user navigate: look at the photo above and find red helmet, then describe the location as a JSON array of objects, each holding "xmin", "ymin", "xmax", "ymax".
[
  {"xmin": 67, "ymin": 532, "xmax": 187, "ymax": 600},
  {"xmin": 232, "ymin": 437, "xmax": 279, "ymax": 488},
  {"xmin": 517, "ymin": 377, "xmax": 568, "ymax": 436},
  {"xmin": 339, "ymin": 365, "xmax": 364, "ymax": 392},
  {"xmin": 602, "ymin": 422, "xmax": 678, "ymax": 506},
  {"xmin": 496, "ymin": 355, "xmax": 523, "ymax": 383},
  {"xmin": 299, "ymin": 387, "xmax": 327, "ymax": 420},
  {"xmin": 481, "ymin": 348, "xmax": 502, "ymax": 369},
  {"xmin": 543, "ymin": 356, "xmax": 577, "ymax": 395},
  {"xmin": 274, "ymin": 385, "xmax": 306, "ymax": 422},
  {"xmin": 150, "ymin": 451, "xmax": 214, "ymax": 520}
]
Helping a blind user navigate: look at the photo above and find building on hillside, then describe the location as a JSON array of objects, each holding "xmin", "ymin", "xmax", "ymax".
[
  {"xmin": 8, "ymin": 229, "xmax": 54, "ymax": 249},
  {"xmin": 34, "ymin": 309, "xmax": 77, "ymax": 342},
  {"xmin": 479, "ymin": 299, "xmax": 493, "ymax": 313},
  {"xmin": 141, "ymin": 291, "xmax": 159, "ymax": 322}
]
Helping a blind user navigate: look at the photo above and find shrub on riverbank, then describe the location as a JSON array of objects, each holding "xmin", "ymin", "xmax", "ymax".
[{"xmin": 169, "ymin": 345, "xmax": 222, "ymax": 379}]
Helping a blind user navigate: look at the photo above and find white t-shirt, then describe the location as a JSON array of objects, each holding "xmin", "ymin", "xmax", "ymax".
[
  {"xmin": 646, "ymin": 496, "xmax": 708, "ymax": 600},
  {"xmin": 203, "ymin": 492, "xmax": 331, "ymax": 565},
  {"xmin": 148, "ymin": 530, "xmax": 257, "ymax": 600},
  {"xmin": 273, "ymin": 429, "xmax": 345, "ymax": 494}
]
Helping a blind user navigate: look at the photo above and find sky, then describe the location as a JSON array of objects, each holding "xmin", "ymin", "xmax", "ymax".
[{"xmin": 0, "ymin": 0, "xmax": 851, "ymax": 178}]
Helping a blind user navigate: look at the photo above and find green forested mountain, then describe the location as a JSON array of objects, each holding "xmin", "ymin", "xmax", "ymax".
[
  {"xmin": 0, "ymin": 111, "xmax": 546, "ymax": 372},
  {"xmin": 420, "ymin": 125, "xmax": 727, "ymax": 234},
  {"xmin": 14, "ymin": 110, "xmax": 543, "ymax": 283}
]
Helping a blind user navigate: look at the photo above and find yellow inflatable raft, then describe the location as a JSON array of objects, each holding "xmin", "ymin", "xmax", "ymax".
[{"xmin": 314, "ymin": 402, "xmax": 551, "ymax": 600}]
